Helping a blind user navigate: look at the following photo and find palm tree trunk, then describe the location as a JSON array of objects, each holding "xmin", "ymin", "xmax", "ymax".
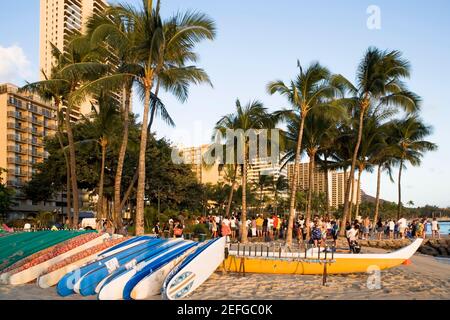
[
  {"xmin": 118, "ymin": 82, "xmax": 161, "ymax": 214},
  {"xmin": 349, "ymin": 172, "xmax": 355, "ymax": 222},
  {"xmin": 397, "ymin": 159, "xmax": 404, "ymax": 220},
  {"xmin": 355, "ymin": 164, "xmax": 363, "ymax": 217},
  {"xmin": 97, "ymin": 139, "xmax": 107, "ymax": 219},
  {"xmin": 306, "ymin": 151, "xmax": 315, "ymax": 234},
  {"xmin": 286, "ymin": 114, "xmax": 306, "ymax": 246},
  {"xmin": 340, "ymin": 102, "xmax": 367, "ymax": 234},
  {"xmin": 373, "ymin": 164, "xmax": 382, "ymax": 230},
  {"xmin": 241, "ymin": 147, "xmax": 248, "ymax": 243},
  {"xmin": 324, "ymin": 154, "xmax": 330, "ymax": 216},
  {"xmin": 56, "ymin": 129, "xmax": 71, "ymax": 227},
  {"xmin": 114, "ymin": 85, "xmax": 131, "ymax": 228},
  {"xmin": 64, "ymin": 105, "xmax": 80, "ymax": 227},
  {"xmin": 66, "ymin": 168, "xmax": 72, "ymax": 227},
  {"xmin": 225, "ymin": 165, "xmax": 238, "ymax": 217},
  {"xmin": 135, "ymin": 78, "xmax": 153, "ymax": 236}
]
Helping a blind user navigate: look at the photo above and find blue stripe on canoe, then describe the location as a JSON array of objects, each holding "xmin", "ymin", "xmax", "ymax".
[
  {"xmin": 79, "ymin": 239, "xmax": 174, "ymax": 296},
  {"xmin": 123, "ymin": 242, "xmax": 199, "ymax": 300},
  {"xmin": 96, "ymin": 240, "xmax": 187, "ymax": 294},
  {"xmin": 57, "ymin": 238, "xmax": 162, "ymax": 297},
  {"xmin": 162, "ymin": 238, "xmax": 220, "ymax": 292}
]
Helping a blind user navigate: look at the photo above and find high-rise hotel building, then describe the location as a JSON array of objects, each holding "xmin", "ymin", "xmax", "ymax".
[
  {"xmin": 39, "ymin": 0, "xmax": 108, "ymax": 117},
  {"xmin": 0, "ymin": 84, "xmax": 58, "ymax": 219},
  {"xmin": 287, "ymin": 162, "xmax": 360, "ymax": 209}
]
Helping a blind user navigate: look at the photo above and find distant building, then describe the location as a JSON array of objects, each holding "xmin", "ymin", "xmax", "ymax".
[
  {"xmin": 287, "ymin": 162, "xmax": 360, "ymax": 209},
  {"xmin": 0, "ymin": 84, "xmax": 60, "ymax": 219},
  {"xmin": 180, "ymin": 145, "xmax": 224, "ymax": 185},
  {"xmin": 39, "ymin": 0, "xmax": 109, "ymax": 118},
  {"xmin": 247, "ymin": 156, "xmax": 288, "ymax": 200}
]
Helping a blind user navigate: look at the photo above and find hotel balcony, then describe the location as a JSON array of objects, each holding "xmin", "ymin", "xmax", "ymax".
[
  {"xmin": 29, "ymin": 117, "xmax": 43, "ymax": 126},
  {"xmin": 29, "ymin": 127, "xmax": 43, "ymax": 136},
  {"xmin": 8, "ymin": 169, "xmax": 28, "ymax": 178},
  {"xmin": 7, "ymin": 158, "xmax": 28, "ymax": 165},
  {"xmin": 7, "ymin": 123, "xmax": 28, "ymax": 132},
  {"xmin": 44, "ymin": 122, "xmax": 57, "ymax": 130},
  {"xmin": 7, "ymin": 146, "xmax": 28, "ymax": 155},
  {"xmin": 31, "ymin": 151, "xmax": 44, "ymax": 158},
  {"xmin": 7, "ymin": 111, "xmax": 27, "ymax": 121},
  {"xmin": 7, "ymin": 100, "xmax": 26, "ymax": 110},
  {"xmin": 7, "ymin": 134, "xmax": 27, "ymax": 143},
  {"xmin": 7, "ymin": 179, "xmax": 27, "ymax": 188},
  {"xmin": 30, "ymin": 139, "xmax": 44, "ymax": 147}
]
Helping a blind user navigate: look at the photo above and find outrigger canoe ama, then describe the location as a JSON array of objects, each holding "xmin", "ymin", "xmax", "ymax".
[{"xmin": 222, "ymin": 239, "xmax": 423, "ymax": 275}]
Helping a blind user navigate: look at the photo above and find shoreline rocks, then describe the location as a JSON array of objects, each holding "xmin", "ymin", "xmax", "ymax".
[{"xmin": 352, "ymin": 238, "xmax": 450, "ymax": 257}]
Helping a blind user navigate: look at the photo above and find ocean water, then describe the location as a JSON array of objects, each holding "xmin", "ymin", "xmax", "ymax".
[{"xmin": 425, "ymin": 221, "xmax": 450, "ymax": 235}]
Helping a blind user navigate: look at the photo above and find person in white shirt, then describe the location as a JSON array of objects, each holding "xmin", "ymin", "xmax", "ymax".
[
  {"xmin": 230, "ymin": 216, "xmax": 237, "ymax": 239},
  {"xmin": 23, "ymin": 223, "xmax": 31, "ymax": 232},
  {"xmin": 397, "ymin": 217, "xmax": 408, "ymax": 239},
  {"xmin": 431, "ymin": 218, "xmax": 440, "ymax": 239},
  {"xmin": 346, "ymin": 224, "xmax": 359, "ymax": 253},
  {"xmin": 389, "ymin": 220, "xmax": 395, "ymax": 239}
]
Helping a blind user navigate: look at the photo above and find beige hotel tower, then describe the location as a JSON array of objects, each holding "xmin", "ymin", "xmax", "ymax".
[
  {"xmin": 0, "ymin": 0, "xmax": 108, "ymax": 220},
  {"xmin": 39, "ymin": 0, "xmax": 108, "ymax": 117}
]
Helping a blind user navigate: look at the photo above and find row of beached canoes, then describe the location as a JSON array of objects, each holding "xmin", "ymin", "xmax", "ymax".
[{"xmin": 0, "ymin": 231, "xmax": 226, "ymax": 300}]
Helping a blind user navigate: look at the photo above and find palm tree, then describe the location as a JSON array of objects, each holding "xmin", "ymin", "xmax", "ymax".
[
  {"xmin": 272, "ymin": 175, "xmax": 288, "ymax": 214},
  {"xmin": 21, "ymin": 77, "xmax": 73, "ymax": 225},
  {"xmin": 215, "ymin": 100, "xmax": 275, "ymax": 243},
  {"xmin": 354, "ymin": 107, "xmax": 395, "ymax": 217},
  {"xmin": 282, "ymin": 108, "xmax": 344, "ymax": 232},
  {"xmin": 119, "ymin": 1, "xmax": 215, "ymax": 235},
  {"xmin": 267, "ymin": 61, "xmax": 342, "ymax": 246},
  {"xmin": 221, "ymin": 164, "xmax": 239, "ymax": 217},
  {"xmin": 255, "ymin": 173, "xmax": 273, "ymax": 214},
  {"xmin": 391, "ymin": 115, "xmax": 437, "ymax": 219},
  {"xmin": 22, "ymin": 37, "xmax": 103, "ymax": 226},
  {"xmin": 78, "ymin": 92, "xmax": 120, "ymax": 219},
  {"xmin": 334, "ymin": 47, "xmax": 421, "ymax": 234}
]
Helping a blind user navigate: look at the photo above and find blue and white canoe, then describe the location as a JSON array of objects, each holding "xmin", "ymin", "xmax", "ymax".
[
  {"xmin": 76, "ymin": 238, "xmax": 168, "ymax": 296},
  {"xmin": 98, "ymin": 240, "xmax": 197, "ymax": 300},
  {"xmin": 94, "ymin": 239, "xmax": 184, "ymax": 297},
  {"xmin": 57, "ymin": 237, "xmax": 160, "ymax": 297},
  {"xmin": 162, "ymin": 237, "xmax": 226, "ymax": 300},
  {"xmin": 129, "ymin": 241, "xmax": 199, "ymax": 300},
  {"xmin": 38, "ymin": 236, "xmax": 152, "ymax": 289}
]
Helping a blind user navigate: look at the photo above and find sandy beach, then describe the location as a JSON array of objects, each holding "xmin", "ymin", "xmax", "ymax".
[{"xmin": 0, "ymin": 249, "xmax": 448, "ymax": 300}]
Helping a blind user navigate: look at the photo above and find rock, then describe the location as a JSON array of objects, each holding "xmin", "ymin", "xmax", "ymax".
[
  {"xmin": 420, "ymin": 246, "xmax": 439, "ymax": 256},
  {"xmin": 368, "ymin": 241, "xmax": 379, "ymax": 247},
  {"xmin": 437, "ymin": 247, "xmax": 448, "ymax": 256}
]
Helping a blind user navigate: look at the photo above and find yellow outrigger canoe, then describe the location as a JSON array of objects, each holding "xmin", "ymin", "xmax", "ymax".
[{"xmin": 221, "ymin": 239, "xmax": 423, "ymax": 275}]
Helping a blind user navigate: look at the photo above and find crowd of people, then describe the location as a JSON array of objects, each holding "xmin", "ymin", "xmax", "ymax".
[{"xmin": 152, "ymin": 213, "xmax": 443, "ymax": 253}]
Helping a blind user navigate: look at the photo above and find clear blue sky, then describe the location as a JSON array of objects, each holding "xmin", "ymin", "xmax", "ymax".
[{"xmin": 1, "ymin": 0, "xmax": 449, "ymax": 207}]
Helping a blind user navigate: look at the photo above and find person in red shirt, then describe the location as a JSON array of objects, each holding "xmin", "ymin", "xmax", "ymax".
[{"xmin": 273, "ymin": 215, "xmax": 279, "ymax": 240}]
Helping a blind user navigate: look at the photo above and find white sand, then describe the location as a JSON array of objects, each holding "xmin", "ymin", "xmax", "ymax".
[{"xmin": 1, "ymin": 251, "xmax": 449, "ymax": 300}]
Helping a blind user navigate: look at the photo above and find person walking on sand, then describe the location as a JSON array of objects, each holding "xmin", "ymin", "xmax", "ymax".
[
  {"xmin": 256, "ymin": 214, "xmax": 264, "ymax": 238},
  {"xmin": 389, "ymin": 219, "xmax": 395, "ymax": 239},
  {"xmin": 221, "ymin": 216, "xmax": 232, "ymax": 242},
  {"xmin": 311, "ymin": 220, "xmax": 323, "ymax": 248},
  {"xmin": 211, "ymin": 218, "xmax": 218, "ymax": 238},
  {"xmin": 363, "ymin": 217, "xmax": 370, "ymax": 240},
  {"xmin": 230, "ymin": 215, "xmax": 236, "ymax": 240},
  {"xmin": 397, "ymin": 216, "xmax": 408, "ymax": 239},
  {"xmin": 376, "ymin": 218, "xmax": 384, "ymax": 240},
  {"xmin": 431, "ymin": 218, "xmax": 440, "ymax": 239},
  {"xmin": 331, "ymin": 220, "xmax": 339, "ymax": 247}
]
